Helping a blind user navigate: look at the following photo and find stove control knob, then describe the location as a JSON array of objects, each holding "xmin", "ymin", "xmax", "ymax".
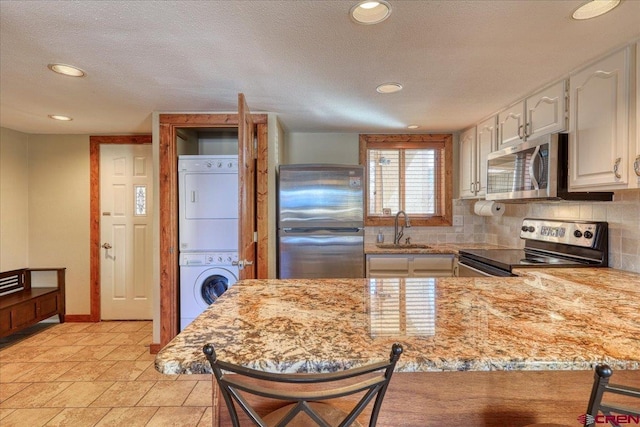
[
  {"xmin": 521, "ymin": 226, "xmax": 528, "ymax": 232},
  {"xmin": 207, "ymin": 256, "xmax": 213, "ymax": 263},
  {"xmin": 574, "ymin": 230, "xmax": 583, "ymax": 238},
  {"xmin": 583, "ymin": 230, "xmax": 593, "ymax": 239},
  {"xmin": 527, "ymin": 226, "xmax": 535, "ymax": 233},
  {"xmin": 217, "ymin": 256, "xmax": 223, "ymax": 262}
]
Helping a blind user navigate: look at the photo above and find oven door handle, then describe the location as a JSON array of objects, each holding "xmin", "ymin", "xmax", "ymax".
[
  {"xmin": 458, "ymin": 261, "xmax": 495, "ymax": 277},
  {"xmin": 528, "ymin": 146, "xmax": 540, "ymax": 191},
  {"xmin": 458, "ymin": 262, "xmax": 492, "ymax": 277},
  {"xmin": 458, "ymin": 259, "xmax": 514, "ymax": 277}
]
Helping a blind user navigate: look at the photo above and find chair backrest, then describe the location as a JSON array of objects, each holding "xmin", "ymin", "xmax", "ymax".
[
  {"xmin": 584, "ymin": 364, "xmax": 640, "ymax": 427},
  {"xmin": 203, "ymin": 343, "xmax": 403, "ymax": 427}
]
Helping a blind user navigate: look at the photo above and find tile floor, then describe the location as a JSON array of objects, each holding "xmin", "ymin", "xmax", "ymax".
[{"xmin": 0, "ymin": 321, "xmax": 213, "ymax": 426}]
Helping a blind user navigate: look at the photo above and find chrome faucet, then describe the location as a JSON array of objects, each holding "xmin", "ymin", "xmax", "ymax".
[{"xmin": 393, "ymin": 210, "xmax": 411, "ymax": 244}]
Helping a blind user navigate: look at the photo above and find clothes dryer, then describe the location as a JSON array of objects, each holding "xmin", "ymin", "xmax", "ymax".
[
  {"xmin": 178, "ymin": 155, "xmax": 238, "ymax": 252},
  {"xmin": 179, "ymin": 252, "xmax": 239, "ymax": 331}
]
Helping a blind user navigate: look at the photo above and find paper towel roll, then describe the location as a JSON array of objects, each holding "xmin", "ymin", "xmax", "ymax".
[{"xmin": 474, "ymin": 200, "xmax": 505, "ymax": 217}]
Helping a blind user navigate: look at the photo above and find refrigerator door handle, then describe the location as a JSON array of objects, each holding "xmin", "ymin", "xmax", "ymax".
[{"xmin": 282, "ymin": 227, "xmax": 363, "ymax": 233}]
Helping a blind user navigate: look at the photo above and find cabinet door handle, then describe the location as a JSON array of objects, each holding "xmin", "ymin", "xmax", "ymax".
[
  {"xmin": 470, "ymin": 182, "xmax": 475, "ymax": 193},
  {"xmin": 613, "ymin": 157, "xmax": 622, "ymax": 179},
  {"xmin": 525, "ymin": 122, "xmax": 531, "ymax": 138},
  {"xmin": 634, "ymin": 156, "xmax": 640, "ymax": 177},
  {"xmin": 517, "ymin": 124, "xmax": 524, "ymax": 139}
]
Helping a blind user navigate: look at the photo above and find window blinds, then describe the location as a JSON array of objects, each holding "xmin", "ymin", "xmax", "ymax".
[{"xmin": 367, "ymin": 146, "xmax": 444, "ymax": 217}]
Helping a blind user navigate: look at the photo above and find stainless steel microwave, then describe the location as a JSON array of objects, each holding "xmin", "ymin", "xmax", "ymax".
[{"xmin": 485, "ymin": 134, "xmax": 613, "ymax": 202}]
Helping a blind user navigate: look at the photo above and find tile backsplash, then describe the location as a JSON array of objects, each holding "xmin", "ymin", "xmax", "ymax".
[{"xmin": 366, "ymin": 189, "xmax": 640, "ymax": 274}]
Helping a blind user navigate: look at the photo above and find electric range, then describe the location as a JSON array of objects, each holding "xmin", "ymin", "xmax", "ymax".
[{"xmin": 458, "ymin": 218, "xmax": 608, "ymax": 277}]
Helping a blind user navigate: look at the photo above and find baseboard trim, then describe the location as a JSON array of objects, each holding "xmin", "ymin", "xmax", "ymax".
[
  {"xmin": 150, "ymin": 343, "xmax": 162, "ymax": 354},
  {"xmin": 64, "ymin": 314, "xmax": 95, "ymax": 322}
]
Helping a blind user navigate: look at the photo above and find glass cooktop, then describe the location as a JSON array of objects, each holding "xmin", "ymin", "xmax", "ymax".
[{"xmin": 458, "ymin": 248, "xmax": 586, "ymax": 272}]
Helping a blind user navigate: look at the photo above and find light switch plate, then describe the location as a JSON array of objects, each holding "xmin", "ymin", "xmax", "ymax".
[{"xmin": 453, "ymin": 215, "xmax": 463, "ymax": 226}]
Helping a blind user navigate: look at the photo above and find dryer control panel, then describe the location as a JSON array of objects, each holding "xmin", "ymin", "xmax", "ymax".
[
  {"xmin": 180, "ymin": 252, "xmax": 239, "ymax": 266},
  {"xmin": 178, "ymin": 155, "xmax": 238, "ymax": 173}
]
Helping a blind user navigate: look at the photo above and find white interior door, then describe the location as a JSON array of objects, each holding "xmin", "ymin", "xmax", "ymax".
[{"xmin": 100, "ymin": 144, "xmax": 153, "ymax": 319}]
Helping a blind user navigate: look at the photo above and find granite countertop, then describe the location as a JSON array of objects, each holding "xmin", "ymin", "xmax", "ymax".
[
  {"xmin": 364, "ymin": 242, "xmax": 508, "ymax": 254},
  {"xmin": 155, "ymin": 268, "xmax": 640, "ymax": 375}
]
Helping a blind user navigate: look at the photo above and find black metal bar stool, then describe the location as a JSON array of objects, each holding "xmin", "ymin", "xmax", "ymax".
[
  {"xmin": 203, "ymin": 343, "xmax": 403, "ymax": 427},
  {"xmin": 525, "ymin": 364, "xmax": 640, "ymax": 427}
]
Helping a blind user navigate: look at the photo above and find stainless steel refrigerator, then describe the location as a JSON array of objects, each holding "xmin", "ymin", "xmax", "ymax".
[{"xmin": 277, "ymin": 164, "xmax": 365, "ymax": 279}]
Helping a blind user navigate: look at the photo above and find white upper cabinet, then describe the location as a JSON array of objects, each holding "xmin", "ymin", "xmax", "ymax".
[
  {"xmin": 526, "ymin": 80, "xmax": 568, "ymax": 140},
  {"xmin": 475, "ymin": 116, "xmax": 497, "ymax": 196},
  {"xmin": 459, "ymin": 127, "xmax": 477, "ymax": 198},
  {"xmin": 498, "ymin": 80, "xmax": 567, "ymax": 149},
  {"xmin": 569, "ymin": 46, "xmax": 631, "ymax": 190},
  {"xmin": 497, "ymin": 101, "xmax": 525, "ymax": 148},
  {"xmin": 459, "ymin": 118, "xmax": 495, "ymax": 199}
]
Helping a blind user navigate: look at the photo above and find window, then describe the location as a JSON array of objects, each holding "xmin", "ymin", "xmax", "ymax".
[
  {"xmin": 134, "ymin": 185, "xmax": 147, "ymax": 216},
  {"xmin": 359, "ymin": 134, "xmax": 453, "ymax": 226}
]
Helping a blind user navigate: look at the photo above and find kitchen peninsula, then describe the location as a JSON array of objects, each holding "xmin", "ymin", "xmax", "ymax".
[{"xmin": 156, "ymin": 268, "xmax": 640, "ymax": 426}]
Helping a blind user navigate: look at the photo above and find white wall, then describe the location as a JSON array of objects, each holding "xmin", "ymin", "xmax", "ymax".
[
  {"xmin": 284, "ymin": 133, "xmax": 359, "ymax": 165},
  {"xmin": 0, "ymin": 127, "xmax": 29, "ymax": 270},
  {"xmin": 198, "ymin": 130, "xmax": 238, "ymax": 155},
  {"xmin": 0, "ymin": 129, "xmax": 91, "ymax": 313},
  {"xmin": 28, "ymin": 134, "xmax": 91, "ymax": 314}
]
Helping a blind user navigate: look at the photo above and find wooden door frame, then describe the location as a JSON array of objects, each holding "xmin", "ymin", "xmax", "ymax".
[
  {"xmin": 158, "ymin": 114, "xmax": 268, "ymax": 349},
  {"xmin": 238, "ymin": 94, "xmax": 257, "ymax": 280},
  {"xmin": 88, "ymin": 135, "xmax": 152, "ymax": 323}
]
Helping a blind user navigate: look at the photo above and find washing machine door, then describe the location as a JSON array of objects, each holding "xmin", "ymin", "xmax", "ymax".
[
  {"xmin": 201, "ymin": 275, "xmax": 228, "ymax": 304},
  {"xmin": 194, "ymin": 267, "xmax": 238, "ymax": 310}
]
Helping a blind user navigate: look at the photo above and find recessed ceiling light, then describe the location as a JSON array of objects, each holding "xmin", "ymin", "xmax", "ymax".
[
  {"xmin": 350, "ymin": 1, "xmax": 392, "ymax": 25},
  {"xmin": 48, "ymin": 115, "xmax": 73, "ymax": 121},
  {"xmin": 48, "ymin": 63, "xmax": 86, "ymax": 77},
  {"xmin": 572, "ymin": 0, "xmax": 621, "ymax": 20},
  {"xmin": 376, "ymin": 83, "xmax": 403, "ymax": 94},
  {"xmin": 408, "ymin": 125, "xmax": 420, "ymax": 129}
]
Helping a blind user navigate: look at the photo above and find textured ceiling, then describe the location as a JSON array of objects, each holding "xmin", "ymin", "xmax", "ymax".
[{"xmin": 0, "ymin": 0, "xmax": 639, "ymax": 135}]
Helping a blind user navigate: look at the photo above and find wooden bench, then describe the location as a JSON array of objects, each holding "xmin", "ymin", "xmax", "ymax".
[{"xmin": 0, "ymin": 268, "xmax": 66, "ymax": 338}]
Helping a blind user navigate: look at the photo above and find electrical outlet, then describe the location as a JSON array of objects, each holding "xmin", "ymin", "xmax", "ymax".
[{"xmin": 453, "ymin": 215, "xmax": 464, "ymax": 226}]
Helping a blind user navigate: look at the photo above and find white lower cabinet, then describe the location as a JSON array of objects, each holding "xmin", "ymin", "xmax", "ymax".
[{"xmin": 366, "ymin": 254, "xmax": 454, "ymax": 278}]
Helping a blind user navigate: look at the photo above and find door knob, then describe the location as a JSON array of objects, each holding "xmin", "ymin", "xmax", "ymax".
[{"xmin": 101, "ymin": 243, "xmax": 112, "ymax": 249}]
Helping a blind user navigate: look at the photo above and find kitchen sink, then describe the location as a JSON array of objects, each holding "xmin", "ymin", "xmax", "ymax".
[{"xmin": 375, "ymin": 243, "xmax": 431, "ymax": 249}]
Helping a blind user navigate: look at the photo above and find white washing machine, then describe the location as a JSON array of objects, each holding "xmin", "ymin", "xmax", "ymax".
[
  {"xmin": 178, "ymin": 155, "xmax": 238, "ymax": 252},
  {"xmin": 179, "ymin": 251, "xmax": 239, "ymax": 331}
]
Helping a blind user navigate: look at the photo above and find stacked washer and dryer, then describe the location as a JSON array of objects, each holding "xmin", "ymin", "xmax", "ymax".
[{"xmin": 178, "ymin": 155, "xmax": 239, "ymax": 331}]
